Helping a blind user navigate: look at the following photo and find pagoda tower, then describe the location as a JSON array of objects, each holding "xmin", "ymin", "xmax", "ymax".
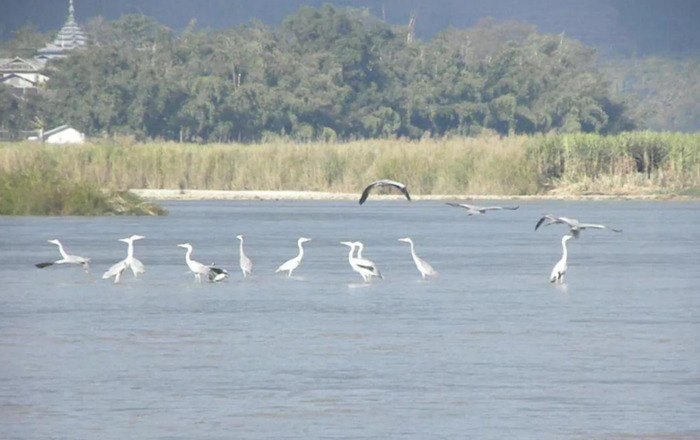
[{"xmin": 36, "ymin": 0, "xmax": 87, "ymax": 60}]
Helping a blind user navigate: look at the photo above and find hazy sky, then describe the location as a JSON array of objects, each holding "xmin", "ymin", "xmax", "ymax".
[{"xmin": 1, "ymin": 0, "xmax": 699, "ymax": 55}]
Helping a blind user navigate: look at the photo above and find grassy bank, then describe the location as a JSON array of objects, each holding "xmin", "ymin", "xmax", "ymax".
[
  {"xmin": 1, "ymin": 132, "xmax": 699, "ymax": 199},
  {"xmin": 0, "ymin": 165, "xmax": 166, "ymax": 216}
]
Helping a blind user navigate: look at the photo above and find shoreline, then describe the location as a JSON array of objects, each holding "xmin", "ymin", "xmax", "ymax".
[{"xmin": 129, "ymin": 189, "xmax": 695, "ymax": 201}]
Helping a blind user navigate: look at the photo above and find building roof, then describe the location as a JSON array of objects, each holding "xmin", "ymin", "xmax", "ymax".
[
  {"xmin": 0, "ymin": 57, "xmax": 46, "ymax": 73},
  {"xmin": 43, "ymin": 125, "xmax": 72, "ymax": 137},
  {"xmin": 0, "ymin": 73, "xmax": 39, "ymax": 87}
]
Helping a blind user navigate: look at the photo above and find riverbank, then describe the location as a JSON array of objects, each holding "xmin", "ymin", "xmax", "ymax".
[
  {"xmin": 130, "ymin": 189, "xmax": 691, "ymax": 201},
  {"xmin": 2, "ymin": 132, "xmax": 700, "ymax": 206}
]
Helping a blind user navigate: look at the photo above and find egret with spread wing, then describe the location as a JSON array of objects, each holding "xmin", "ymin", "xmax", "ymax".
[
  {"xmin": 102, "ymin": 235, "xmax": 145, "ymax": 283},
  {"xmin": 446, "ymin": 202, "xmax": 519, "ymax": 215},
  {"xmin": 359, "ymin": 179, "xmax": 411, "ymax": 205},
  {"xmin": 535, "ymin": 214, "xmax": 622, "ymax": 239},
  {"xmin": 35, "ymin": 239, "xmax": 91, "ymax": 272}
]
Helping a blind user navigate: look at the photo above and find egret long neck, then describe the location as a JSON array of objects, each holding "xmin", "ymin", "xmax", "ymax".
[
  {"xmin": 408, "ymin": 241, "xmax": 418, "ymax": 261},
  {"xmin": 238, "ymin": 239, "xmax": 244, "ymax": 258},
  {"xmin": 126, "ymin": 240, "xmax": 134, "ymax": 259},
  {"xmin": 184, "ymin": 247, "xmax": 193, "ymax": 263},
  {"xmin": 347, "ymin": 244, "xmax": 356, "ymax": 263},
  {"xmin": 55, "ymin": 242, "xmax": 69, "ymax": 259},
  {"xmin": 296, "ymin": 241, "xmax": 305, "ymax": 260},
  {"xmin": 561, "ymin": 237, "xmax": 568, "ymax": 262},
  {"xmin": 356, "ymin": 243, "xmax": 364, "ymax": 259}
]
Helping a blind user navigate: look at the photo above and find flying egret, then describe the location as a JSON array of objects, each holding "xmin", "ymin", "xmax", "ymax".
[
  {"xmin": 446, "ymin": 202, "xmax": 519, "ymax": 215},
  {"xmin": 35, "ymin": 239, "xmax": 91, "ymax": 272},
  {"xmin": 177, "ymin": 243, "xmax": 228, "ymax": 283},
  {"xmin": 535, "ymin": 214, "xmax": 622, "ymax": 239},
  {"xmin": 550, "ymin": 234, "xmax": 574, "ymax": 284},
  {"xmin": 359, "ymin": 179, "xmax": 411, "ymax": 205},
  {"xmin": 340, "ymin": 241, "xmax": 382, "ymax": 282},
  {"xmin": 102, "ymin": 235, "xmax": 145, "ymax": 283},
  {"xmin": 236, "ymin": 234, "xmax": 253, "ymax": 278},
  {"xmin": 398, "ymin": 237, "xmax": 437, "ymax": 279},
  {"xmin": 275, "ymin": 237, "xmax": 311, "ymax": 276}
]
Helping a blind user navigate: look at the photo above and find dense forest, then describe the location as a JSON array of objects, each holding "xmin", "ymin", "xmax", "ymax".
[{"xmin": 1, "ymin": 6, "xmax": 645, "ymax": 142}]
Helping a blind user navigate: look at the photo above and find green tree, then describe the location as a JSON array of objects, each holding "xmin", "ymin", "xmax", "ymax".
[{"xmin": 31, "ymin": 7, "xmax": 638, "ymax": 141}]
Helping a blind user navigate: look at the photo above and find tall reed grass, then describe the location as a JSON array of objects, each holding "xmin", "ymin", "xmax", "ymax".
[
  {"xmin": 528, "ymin": 131, "xmax": 700, "ymax": 194},
  {"xmin": 0, "ymin": 137, "xmax": 538, "ymax": 195},
  {"xmin": 1, "ymin": 132, "xmax": 699, "ymax": 199}
]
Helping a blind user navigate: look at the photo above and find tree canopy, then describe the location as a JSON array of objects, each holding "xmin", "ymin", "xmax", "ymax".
[{"xmin": 2, "ymin": 6, "xmax": 638, "ymax": 142}]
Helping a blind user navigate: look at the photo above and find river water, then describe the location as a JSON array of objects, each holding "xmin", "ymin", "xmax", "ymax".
[{"xmin": 1, "ymin": 200, "xmax": 699, "ymax": 439}]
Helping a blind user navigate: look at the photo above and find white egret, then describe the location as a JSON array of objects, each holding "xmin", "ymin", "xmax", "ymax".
[
  {"xmin": 446, "ymin": 202, "xmax": 519, "ymax": 215},
  {"xmin": 275, "ymin": 237, "xmax": 311, "ymax": 276},
  {"xmin": 353, "ymin": 241, "xmax": 383, "ymax": 281},
  {"xmin": 177, "ymin": 243, "xmax": 228, "ymax": 283},
  {"xmin": 340, "ymin": 241, "xmax": 382, "ymax": 282},
  {"xmin": 35, "ymin": 239, "xmax": 91, "ymax": 272},
  {"xmin": 236, "ymin": 234, "xmax": 253, "ymax": 278},
  {"xmin": 102, "ymin": 235, "xmax": 145, "ymax": 283},
  {"xmin": 535, "ymin": 214, "xmax": 622, "ymax": 239},
  {"xmin": 355, "ymin": 241, "xmax": 365, "ymax": 259},
  {"xmin": 550, "ymin": 234, "xmax": 574, "ymax": 284},
  {"xmin": 398, "ymin": 237, "xmax": 437, "ymax": 279},
  {"xmin": 359, "ymin": 179, "xmax": 411, "ymax": 205},
  {"xmin": 340, "ymin": 241, "xmax": 363, "ymax": 280}
]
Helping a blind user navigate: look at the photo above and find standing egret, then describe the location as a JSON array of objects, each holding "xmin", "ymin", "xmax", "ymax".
[
  {"xmin": 340, "ymin": 241, "xmax": 382, "ymax": 282},
  {"xmin": 177, "ymin": 243, "xmax": 228, "ymax": 283},
  {"xmin": 275, "ymin": 237, "xmax": 311, "ymax": 276},
  {"xmin": 102, "ymin": 235, "xmax": 145, "ymax": 283},
  {"xmin": 446, "ymin": 202, "xmax": 519, "ymax": 215},
  {"xmin": 353, "ymin": 241, "xmax": 383, "ymax": 280},
  {"xmin": 236, "ymin": 234, "xmax": 253, "ymax": 278},
  {"xmin": 550, "ymin": 234, "xmax": 574, "ymax": 284},
  {"xmin": 355, "ymin": 241, "xmax": 365, "ymax": 259},
  {"xmin": 535, "ymin": 214, "xmax": 622, "ymax": 239},
  {"xmin": 359, "ymin": 179, "xmax": 411, "ymax": 205},
  {"xmin": 351, "ymin": 241, "xmax": 383, "ymax": 279},
  {"xmin": 35, "ymin": 239, "xmax": 91, "ymax": 272},
  {"xmin": 398, "ymin": 237, "xmax": 437, "ymax": 279},
  {"xmin": 340, "ymin": 241, "xmax": 363, "ymax": 280}
]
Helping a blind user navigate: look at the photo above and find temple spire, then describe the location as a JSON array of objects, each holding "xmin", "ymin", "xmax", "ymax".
[
  {"xmin": 35, "ymin": 0, "xmax": 87, "ymax": 59},
  {"xmin": 68, "ymin": 0, "xmax": 76, "ymax": 24}
]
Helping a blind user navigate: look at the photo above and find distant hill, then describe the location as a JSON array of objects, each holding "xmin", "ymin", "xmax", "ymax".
[{"xmin": 1, "ymin": 0, "xmax": 699, "ymax": 56}]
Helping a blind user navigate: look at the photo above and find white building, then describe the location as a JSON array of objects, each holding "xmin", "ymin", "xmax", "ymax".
[
  {"xmin": 28, "ymin": 125, "xmax": 85, "ymax": 144},
  {"xmin": 0, "ymin": 57, "xmax": 49, "ymax": 92}
]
